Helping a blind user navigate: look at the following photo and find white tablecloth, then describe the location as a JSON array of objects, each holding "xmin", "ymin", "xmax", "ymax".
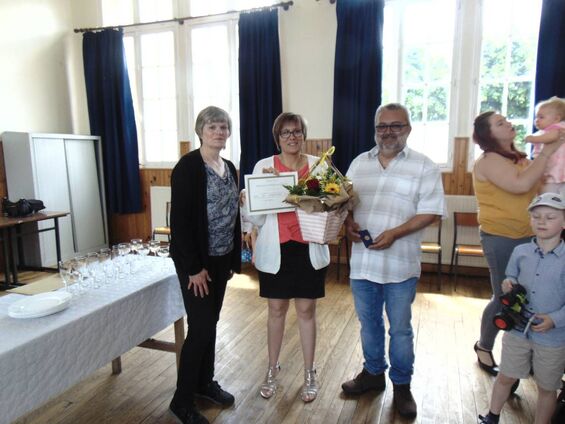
[{"xmin": 0, "ymin": 257, "xmax": 184, "ymax": 424}]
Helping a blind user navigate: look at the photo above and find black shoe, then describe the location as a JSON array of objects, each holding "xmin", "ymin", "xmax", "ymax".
[
  {"xmin": 474, "ymin": 341, "xmax": 499, "ymax": 376},
  {"xmin": 169, "ymin": 401, "xmax": 209, "ymax": 424},
  {"xmin": 341, "ymin": 368, "xmax": 386, "ymax": 395},
  {"xmin": 510, "ymin": 379, "xmax": 520, "ymax": 395},
  {"xmin": 195, "ymin": 380, "xmax": 235, "ymax": 407},
  {"xmin": 393, "ymin": 384, "xmax": 417, "ymax": 419},
  {"xmin": 478, "ymin": 413, "xmax": 499, "ymax": 424}
]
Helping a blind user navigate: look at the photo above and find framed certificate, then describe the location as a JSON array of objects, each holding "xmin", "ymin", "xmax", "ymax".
[{"xmin": 244, "ymin": 172, "xmax": 298, "ymax": 215}]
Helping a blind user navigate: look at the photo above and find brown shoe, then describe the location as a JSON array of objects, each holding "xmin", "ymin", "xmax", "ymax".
[
  {"xmin": 341, "ymin": 369, "xmax": 385, "ymax": 395},
  {"xmin": 393, "ymin": 384, "xmax": 417, "ymax": 419}
]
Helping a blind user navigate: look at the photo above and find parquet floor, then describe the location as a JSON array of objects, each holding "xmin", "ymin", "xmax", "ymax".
[{"xmin": 11, "ymin": 266, "xmax": 544, "ymax": 423}]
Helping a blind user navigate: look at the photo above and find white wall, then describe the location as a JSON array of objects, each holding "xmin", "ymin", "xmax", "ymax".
[
  {"xmin": 0, "ymin": 0, "xmax": 336, "ymax": 139},
  {"xmin": 0, "ymin": 0, "xmax": 100, "ymax": 135},
  {"xmin": 280, "ymin": 0, "xmax": 336, "ymax": 139}
]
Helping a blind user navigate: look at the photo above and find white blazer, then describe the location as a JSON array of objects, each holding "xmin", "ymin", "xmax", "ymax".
[{"xmin": 241, "ymin": 155, "xmax": 330, "ymax": 274}]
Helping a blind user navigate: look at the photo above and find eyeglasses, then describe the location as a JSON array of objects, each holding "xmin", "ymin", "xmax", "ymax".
[
  {"xmin": 280, "ymin": 129, "xmax": 304, "ymax": 139},
  {"xmin": 375, "ymin": 123, "xmax": 409, "ymax": 134},
  {"xmin": 204, "ymin": 124, "xmax": 230, "ymax": 134}
]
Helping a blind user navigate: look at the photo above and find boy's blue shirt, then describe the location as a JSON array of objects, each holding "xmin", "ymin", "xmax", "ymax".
[{"xmin": 505, "ymin": 238, "xmax": 565, "ymax": 347}]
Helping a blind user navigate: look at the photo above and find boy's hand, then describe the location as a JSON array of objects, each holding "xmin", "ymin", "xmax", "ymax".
[
  {"xmin": 531, "ymin": 314, "xmax": 555, "ymax": 332},
  {"xmin": 501, "ymin": 279, "xmax": 514, "ymax": 294}
]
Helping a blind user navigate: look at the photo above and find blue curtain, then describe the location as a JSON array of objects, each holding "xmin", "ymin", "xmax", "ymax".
[
  {"xmin": 238, "ymin": 9, "xmax": 283, "ymax": 186},
  {"xmin": 83, "ymin": 29, "xmax": 142, "ymax": 214},
  {"xmin": 331, "ymin": 0, "xmax": 384, "ymax": 173},
  {"xmin": 534, "ymin": 0, "xmax": 565, "ymax": 103}
]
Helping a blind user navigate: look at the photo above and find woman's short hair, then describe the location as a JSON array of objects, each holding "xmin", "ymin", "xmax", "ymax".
[
  {"xmin": 272, "ymin": 112, "xmax": 308, "ymax": 150},
  {"xmin": 374, "ymin": 103, "xmax": 412, "ymax": 126},
  {"xmin": 536, "ymin": 96, "xmax": 565, "ymax": 120},
  {"xmin": 472, "ymin": 111, "xmax": 526, "ymax": 163},
  {"xmin": 194, "ymin": 106, "xmax": 232, "ymax": 144}
]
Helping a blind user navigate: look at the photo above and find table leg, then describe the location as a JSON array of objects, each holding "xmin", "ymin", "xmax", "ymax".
[
  {"xmin": 54, "ymin": 217, "xmax": 62, "ymax": 269},
  {"xmin": 8, "ymin": 227, "xmax": 18, "ymax": 284},
  {"xmin": 1, "ymin": 229, "xmax": 11, "ymax": 289},
  {"xmin": 112, "ymin": 357, "xmax": 122, "ymax": 375},
  {"xmin": 174, "ymin": 318, "xmax": 185, "ymax": 370}
]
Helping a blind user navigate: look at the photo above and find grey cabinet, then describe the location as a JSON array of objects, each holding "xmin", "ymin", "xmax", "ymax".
[{"xmin": 1, "ymin": 132, "xmax": 108, "ymax": 266}]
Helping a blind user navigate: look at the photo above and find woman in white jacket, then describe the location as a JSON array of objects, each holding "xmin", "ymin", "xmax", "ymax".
[{"xmin": 242, "ymin": 112, "xmax": 329, "ymax": 403}]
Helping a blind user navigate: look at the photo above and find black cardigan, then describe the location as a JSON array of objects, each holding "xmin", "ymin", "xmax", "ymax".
[{"xmin": 170, "ymin": 149, "xmax": 241, "ymax": 276}]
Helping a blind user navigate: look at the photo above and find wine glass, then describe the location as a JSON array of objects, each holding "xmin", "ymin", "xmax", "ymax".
[
  {"xmin": 85, "ymin": 252, "xmax": 100, "ymax": 288},
  {"xmin": 58, "ymin": 260, "xmax": 72, "ymax": 293},
  {"xmin": 149, "ymin": 240, "xmax": 160, "ymax": 256},
  {"xmin": 157, "ymin": 242, "xmax": 170, "ymax": 270},
  {"xmin": 98, "ymin": 248, "xmax": 112, "ymax": 285},
  {"xmin": 130, "ymin": 239, "xmax": 142, "ymax": 254},
  {"xmin": 71, "ymin": 256, "xmax": 87, "ymax": 292}
]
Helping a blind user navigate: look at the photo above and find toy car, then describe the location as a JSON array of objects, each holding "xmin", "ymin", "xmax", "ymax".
[{"xmin": 493, "ymin": 283, "xmax": 537, "ymax": 332}]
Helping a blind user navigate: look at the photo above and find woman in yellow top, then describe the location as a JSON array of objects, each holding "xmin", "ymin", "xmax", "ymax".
[{"xmin": 472, "ymin": 111, "xmax": 564, "ymax": 376}]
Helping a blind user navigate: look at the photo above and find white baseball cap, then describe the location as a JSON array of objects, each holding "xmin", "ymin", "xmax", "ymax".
[{"xmin": 528, "ymin": 193, "xmax": 565, "ymax": 211}]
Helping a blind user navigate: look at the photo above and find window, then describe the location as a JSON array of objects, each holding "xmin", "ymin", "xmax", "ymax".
[
  {"xmin": 382, "ymin": 0, "xmax": 456, "ymax": 166},
  {"xmin": 383, "ymin": 0, "xmax": 542, "ymax": 169},
  {"xmin": 476, "ymin": 0, "xmax": 542, "ymax": 156},
  {"xmin": 104, "ymin": 0, "xmax": 244, "ymax": 167}
]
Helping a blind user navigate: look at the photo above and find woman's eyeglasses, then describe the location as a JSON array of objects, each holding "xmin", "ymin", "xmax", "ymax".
[
  {"xmin": 375, "ymin": 123, "xmax": 409, "ymax": 134},
  {"xmin": 280, "ymin": 129, "xmax": 304, "ymax": 139}
]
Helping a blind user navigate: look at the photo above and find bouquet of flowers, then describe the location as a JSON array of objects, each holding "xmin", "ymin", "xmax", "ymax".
[{"xmin": 284, "ymin": 147, "xmax": 357, "ymax": 244}]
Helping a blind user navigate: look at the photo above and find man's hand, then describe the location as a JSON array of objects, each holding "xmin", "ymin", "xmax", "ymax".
[
  {"xmin": 345, "ymin": 219, "xmax": 361, "ymax": 242},
  {"xmin": 369, "ymin": 229, "xmax": 397, "ymax": 250},
  {"xmin": 501, "ymin": 279, "xmax": 514, "ymax": 294},
  {"xmin": 531, "ymin": 314, "xmax": 554, "ymax": 332},
  {"xmin": 188, "ymin": 269, "xmax": 211, "ymax": 297}
]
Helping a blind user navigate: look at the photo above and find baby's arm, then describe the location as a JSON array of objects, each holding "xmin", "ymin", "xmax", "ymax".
[{"xmin": 525, "ymin": 128, "xmax": 560, "ymax": 144}]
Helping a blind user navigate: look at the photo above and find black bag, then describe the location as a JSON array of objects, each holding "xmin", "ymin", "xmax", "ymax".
[{"xmin": 2, "ymin": 197, "xmax": 46, "ymax": 218}]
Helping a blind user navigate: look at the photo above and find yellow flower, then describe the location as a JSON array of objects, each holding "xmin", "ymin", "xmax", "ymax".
[{"xmin": 324, "ymin": 183, "xmax": 340, "ymax": 194}]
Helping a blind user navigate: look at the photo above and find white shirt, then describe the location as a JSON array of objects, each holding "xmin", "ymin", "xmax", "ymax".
[
  {"xmin": 241, "ymin": 155, "xmax": 330, "ymax": 274},
  {"xmin": 346, "ymin": 146, "xmax": 445, "ymax": 283}
]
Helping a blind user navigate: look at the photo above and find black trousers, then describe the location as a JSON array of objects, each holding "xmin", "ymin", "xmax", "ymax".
[{"xmin": 173, "ymin": 253, "xmax": 232, "ymax": 406}]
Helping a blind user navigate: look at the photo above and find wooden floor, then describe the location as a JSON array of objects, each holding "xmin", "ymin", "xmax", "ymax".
[{"xmin": 12, "ymin": 265, "xmax": 542, "ymax": 424}]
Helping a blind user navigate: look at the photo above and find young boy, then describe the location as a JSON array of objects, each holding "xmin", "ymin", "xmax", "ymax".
[{"xmin": 479, "ymin": 193, "xmax": 565, "ymax": 424}]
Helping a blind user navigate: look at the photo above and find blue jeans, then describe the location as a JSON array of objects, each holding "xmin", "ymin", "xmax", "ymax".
[{"xmin": 350, "ymin": 278, "xmax": 418, "ymax": 385}]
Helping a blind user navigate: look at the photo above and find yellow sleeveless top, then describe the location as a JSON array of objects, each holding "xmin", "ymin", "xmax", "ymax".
[{"xmin": 472, "ymin": 159, "xmax": 536, "ymax": 239}]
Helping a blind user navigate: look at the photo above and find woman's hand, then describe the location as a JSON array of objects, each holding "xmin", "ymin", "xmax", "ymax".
[
  {"xmin": 239, "ymin": 189, "xmax": 246, "ymax": 207},
  {"xmin": 262, "ymin": 167, "xmax": 280, "ymax": 176},
  {"xmin": 188, "ymin": 269, "xmax": 211, "ymax": 297},
  {"xmin": 539, "ymin": 129, "xmax": 565, "ymax": 156},
  {"xmin": 532, "ymin": 314, "xmax": 554, "ymax": 332}
]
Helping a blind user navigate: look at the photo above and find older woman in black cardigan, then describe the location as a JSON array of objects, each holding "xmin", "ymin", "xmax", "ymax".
[{"xmin": 169, "ymin": 106, "xmax": 241, "ymax": 424}]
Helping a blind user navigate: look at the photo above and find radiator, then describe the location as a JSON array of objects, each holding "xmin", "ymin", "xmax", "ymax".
[
  {"xmin": 150, "ymin": 186, "xmax": 171, "ymax": 242},
  {"xmin": 421, "ymin": 194, "xmax": 487, "ymax": 268}
]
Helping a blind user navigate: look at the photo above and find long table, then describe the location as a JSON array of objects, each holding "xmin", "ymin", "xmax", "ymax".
[{"xmin": 0, "ymin": 256, "xmax": 184, "ymax": 424}]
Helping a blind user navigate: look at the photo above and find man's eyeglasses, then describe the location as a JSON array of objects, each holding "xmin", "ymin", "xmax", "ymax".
[
  {"xmin": 280, "ymin": 129, "xmax": 304, "ymax": 139},
  {"xmin": 375, "ymin": 123, "xmax": 409, "ymax": 134}
]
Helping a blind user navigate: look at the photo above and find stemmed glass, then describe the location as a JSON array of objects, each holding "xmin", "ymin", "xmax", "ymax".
[
  {"xmin": 149, "ymin": 240, "xmax": 160, "ymax": 256},
  {"xmin": 118, "ymin": 243, "xmax": 132, "ymax": 275},
  {"xmin": 98, "ymin": 248, "xmax": 112, "ymax": 286},
  {"xmin": 137, "ymin": 243, "xmax": 150, "ymax": 272},
  {"xmin": 71, "ymin": 256, "xmax": 87, "ymax": 292},
  {"xmin": 130, "ymin": 239, "xmax": 142, "ymax": 254},
  {"xmin": 85, "ymin": 252, "xmax": 100, "ymax": 288},
  {"xmin": 58, "ymin": 260, "xmax": 73, "ymax": 293},
  {"xmin": 157, "ymin": 242, "xmax": 170, "ymax": 270}
]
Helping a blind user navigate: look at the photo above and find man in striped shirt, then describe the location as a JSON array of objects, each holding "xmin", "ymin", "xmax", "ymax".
[{"xmin": 341, "ymin": 103, "xmax": 445, "ymax": 419}]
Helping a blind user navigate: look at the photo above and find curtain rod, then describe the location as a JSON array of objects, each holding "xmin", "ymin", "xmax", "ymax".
[{"xmin": 74, "ymin": 1, "xmax": 294, "ymax": 33}]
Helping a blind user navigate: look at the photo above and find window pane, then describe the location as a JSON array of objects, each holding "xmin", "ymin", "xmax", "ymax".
[
  {"xmin": 140, "ymin": 31, "xmax": 178, "ymax": 163},
  {"xmin": 139, "ymin": 0, "xmax": 173, "ymax": 22},
  {"xmin": 510, "ymin": 38, "xmax": 536, "ymax": 78},
  {"xmin": 190, "ymin": 0, "xmax": 276, "ymax": 16},
  {"xmin": 101, "ymin": 0, "xmax": 133, "ymax": 25},
  {"xmin": 480, "ymin": 84, "xmax": 503, "ymax": 113},
  {"xmin": 507, "ymin": 81, "xmax": 531, "ymax": 119},
  {"xmin": 383, "ymin": 0, "xmax": 454, "ymax": 165},
  {"xmin": 190, "ymin": 23, "xmax": 240, "ymax": 165}
]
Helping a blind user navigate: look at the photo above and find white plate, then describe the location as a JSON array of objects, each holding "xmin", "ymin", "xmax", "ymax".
[{"xmin": 8, "ymin": 291, "xmax": 72, "ymax": 319}]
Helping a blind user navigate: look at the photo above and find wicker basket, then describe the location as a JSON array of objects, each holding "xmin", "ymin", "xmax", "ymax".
[{"xmin": 296, "ymin": 208, "xmax": 348, "ymax": 244}]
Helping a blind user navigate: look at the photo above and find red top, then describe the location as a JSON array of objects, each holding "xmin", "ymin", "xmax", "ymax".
[{"xmin": 274, "ymin": 155, "xmax": 309, "ymax": 244}]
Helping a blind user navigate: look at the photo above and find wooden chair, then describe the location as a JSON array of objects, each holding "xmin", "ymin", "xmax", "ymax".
[
  {"xmin": 450, "ymin": 212, "xmax": 483, "ymax": 290},
  {"xmin": 328, "ymin": 225, "xmax": 349, "ymax": 281},
  {"xmin": 152, "ymin": 201, "xmax": 171, "ymax": 242},
  {"xmin": 421, "ymin": 218, "xmax": 442, "ymax": 290}
]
